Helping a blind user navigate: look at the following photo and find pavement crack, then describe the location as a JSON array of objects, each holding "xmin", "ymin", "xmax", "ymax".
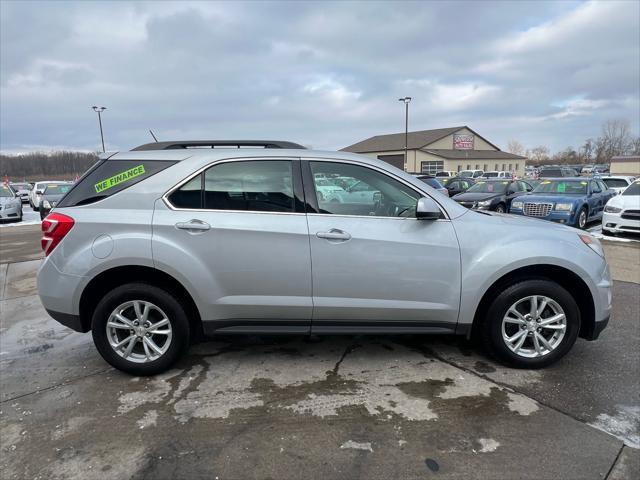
[
  {"xmin": 0, "ymin": 367, "xmax": 113, "ymax": 404},
  {"xmin": 329, "ymin": 342, "xmax": 360, "ymax": 378},
  {"xmin": 604, "ymin": 444, "xmax": 625, "ymax": 480}
]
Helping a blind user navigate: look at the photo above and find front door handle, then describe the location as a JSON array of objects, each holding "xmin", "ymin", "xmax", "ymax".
[
  {"xmin": 316, "ymin": 229, "xmax": 351, "ymax": 241},
  {"xmin": 175, "ymin": 219, "xmax": 211, "ymax": 232}
]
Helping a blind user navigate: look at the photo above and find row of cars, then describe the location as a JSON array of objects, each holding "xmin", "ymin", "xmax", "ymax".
[
  {"xmin": 0, "ymin": 180, "xmax": 73, "ymax": 222},
  {"xmin": 419, "ymin": 172, "xmax": 638, "ymax": 234}
]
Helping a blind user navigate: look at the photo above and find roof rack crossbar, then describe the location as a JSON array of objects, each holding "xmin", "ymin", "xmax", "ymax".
[{"xmin": 131, "ymin": 140, "xmax": 306, "ymax": 151}]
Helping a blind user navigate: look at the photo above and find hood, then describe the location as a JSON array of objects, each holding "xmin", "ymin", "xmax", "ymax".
[
  {"xmin": 606, "ymin": 193, "xmax": 640, "ymax": 209},
  {"xmin": 466, "ymin": 208, "xmax": 578, "ymax": 234},
  {"xmin": 512, "ymin": 193, "xmax": 581, "ymax": 204},
  {"xmin": 453, "ymin": 192, "xmax": 502, "ymax": 202},
  {"xmin": 0, "ymin": 196, "xmax": 18, "ymax": 205}
]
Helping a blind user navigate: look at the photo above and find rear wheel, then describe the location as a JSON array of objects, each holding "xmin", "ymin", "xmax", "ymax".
[
  {"xmin": 481, "ymin": 279, "xmax": 580, "ymax": 368},
  {"xmin": 91, "ymin": 283, "xmax": 190, "ymax": 375}
]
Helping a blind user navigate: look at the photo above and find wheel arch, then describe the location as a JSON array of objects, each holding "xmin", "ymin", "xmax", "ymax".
[
  {"xmin": 470, "ymin": 264, "xmax": 596, "ymax": 341},
  {"xmin": 79, "ymin": 265, "xmax": 203, "ymax": 340}
]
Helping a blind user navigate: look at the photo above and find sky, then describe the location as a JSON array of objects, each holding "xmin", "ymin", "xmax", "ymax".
[{"xmin": 1, "ymin": 0, "xmax": 639, "ymax": 154}]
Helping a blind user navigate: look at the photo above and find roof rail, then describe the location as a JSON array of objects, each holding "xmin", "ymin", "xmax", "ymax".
[{"xmin": 131, "ymin": 140, "xmax": 306, "ymax": 151}]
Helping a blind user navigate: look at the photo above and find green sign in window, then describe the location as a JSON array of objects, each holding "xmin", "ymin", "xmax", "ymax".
[{"xmin": 94, "ymin": 165, "xmax": 146, "ymax": 193}]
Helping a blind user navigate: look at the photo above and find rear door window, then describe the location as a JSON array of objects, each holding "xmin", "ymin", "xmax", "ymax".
[{"xmin": 57, "ymin": 159, "xmax": 177, "ymax": 207}]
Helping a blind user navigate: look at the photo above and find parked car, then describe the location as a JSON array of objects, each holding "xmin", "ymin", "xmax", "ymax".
[
  {"xmin": 539, "ymin": 166, "xmax": 579, "ymax": 178},
  {"xmin": 435, "ymin": 171, "xmax": 457, "ymax": 178},
  {"xmin": 592, "ymin": 165, "xmax": 610, "ymax": 175},
  {"xmin": 481, "ymin": 171, "xmax": 511, "ymax": 179},
  {"xmin": 581, "ymin": 165, "xmax": 594, "ymax": 175},
  {"xmin": 30, "ymin": 181, "xmax": 68, "ymax": 211},
  {"xmin": 10, "ymin": 182, "xmax": 32, "ymax": 203},
  {"xmin": 38, "ymin": 139, "xmax": 611, "ymax": 375},
  {"xmin": 510, "ymin": 178, "xmax": 616, "ymax": 229},
  {"xmin": 39, "ymin": 183, "xmax": 74, "ymax": 220},
  {"xmin": 599, "ymin": 176, "xmax": 636, "ymax": 195},
  {"xmin": 452, "ymin": 179, "xmax": 532, "ymax": 213},
  {"xmin": 525, "ymin": 179, "xmax": 543, "ymax": 191},
  {"xmin": 602, "ymin": 180, "xmax": 640, "ymax": 236},
  {"xmin": 438, "ymin": 176, "xmax": 476, "ymax": 197},
  {"xmin": 414, "ymin": 175, "xmax": 448, "ymax": 196},
  {"xmin": 459, "ymin": 169, "xmax": 484, "ymax": 179},
  {"xmin": 0, "ymin": 184, "xmax": 23, "ymax": 222}
]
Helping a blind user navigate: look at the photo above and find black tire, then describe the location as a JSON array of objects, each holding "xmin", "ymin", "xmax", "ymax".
[
  {"xmin": 91, "ymin": 283, "xmax": 191, "ymax": 375},
  {"xmin": 574, "ymin": 207, "xmax": 588, "ymax": 229},
  {"xmin": 494, "ymin": 203, "xmax": 506, "ymax": 213},
  {"xmin": 481, "ymin": 279, "xmax": 580, "ymax": 368}
]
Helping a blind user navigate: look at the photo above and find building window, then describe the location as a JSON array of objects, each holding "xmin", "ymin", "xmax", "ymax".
[
  {"xmin": 515, "ymin": 164, "xmax": 519, "ymax": 171},
  {"xmin": 509, "ymin": 163, "xmax": 513, "ymax": 171},
  {"xmin": 475, "ymin": 164, "xmax": 480, "ymax": 170},
  {"xmin": 502, "ymin": 164, "xmax": 506, "ymax": 171},
  {"xmin": 420, "ymin": 160, "xmax": 444, "ymax": 175},
  {"xmin": 495, "ymin": 163, "xmax": 499, "ymax": 170},
  {"xmin": 457, "ymin": 165, "xmax": 462, "ymax": 172},
  {"xmin": 483, "ymin": 164, "xmax": 488, "ymax": 171},
  {"xmin": 467, "ymin": 164, "xmax": 471, "ymax": 170}
]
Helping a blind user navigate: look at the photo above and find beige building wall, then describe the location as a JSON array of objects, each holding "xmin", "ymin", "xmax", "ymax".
[
  {"xmin": 427, "ymin": 127, "xmax": 496, "ymax": 151},
  {"xmin": 610, "ymin": 161, "xmax": 640, "ymax": 176}
]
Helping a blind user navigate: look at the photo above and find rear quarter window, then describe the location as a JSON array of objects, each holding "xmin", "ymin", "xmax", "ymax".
[{"xmin": 57, "ymin": 159, "xmax": 177, "ymax": 207}]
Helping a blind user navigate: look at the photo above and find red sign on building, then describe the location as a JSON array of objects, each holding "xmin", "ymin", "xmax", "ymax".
[{"xmin": 453, "ymin": 134, "xmax": 474, "ymax": 150}]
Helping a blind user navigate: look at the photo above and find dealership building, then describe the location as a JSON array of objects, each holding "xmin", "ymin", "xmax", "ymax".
[{"xmin": 342, "ymin": 126, "xmax": 527, "ymax": 175}]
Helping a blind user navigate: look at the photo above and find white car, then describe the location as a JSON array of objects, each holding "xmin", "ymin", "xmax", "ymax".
[
  {"xmin": 600, "ymin": 176, "xmax": 635, "ymax": 195},
  {"xmin": 602, "ymin": 180, "xmax": 640, "ymax": 236},
  {"xmin": 482, "ymin": 171, "xmax": 511, "ymax": 179},
  {"xmin": 30, "ymin": 181, "xmax": 67, "ymax": 211},
  {"xmin": 435, "ymin": 171, "xmax": 457, "ymax": 178},
  {"xmin": 459, "ymin": 169, "xmax": 484, "ymax": 179}
]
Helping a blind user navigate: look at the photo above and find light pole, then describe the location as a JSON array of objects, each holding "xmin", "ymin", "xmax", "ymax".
[
  {"xmin": 398, "ymin": 97, "xmax": 411, "ymax": 171},
  {"xmin": 91, "ymin": 106, "xmax": 107, "ymax": 152}
]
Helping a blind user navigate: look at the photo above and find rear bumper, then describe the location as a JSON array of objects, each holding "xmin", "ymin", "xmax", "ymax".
[{"xmin": 45, "ymin": 309, "xmax": 87, "ymax": 333}]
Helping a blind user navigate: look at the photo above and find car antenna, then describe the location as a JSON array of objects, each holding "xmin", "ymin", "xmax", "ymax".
[{"xmin": 149, "ymin": 129, "xmax": 159, "ymax": 142}]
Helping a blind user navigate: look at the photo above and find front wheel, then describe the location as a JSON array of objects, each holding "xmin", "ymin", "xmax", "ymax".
[
  {"xmin": 91, "ymin": 283, "xmax": 191, "ymax": 375},
  {"xmin": 481, "ymin": 279, "xmax": 580, "ymax": 368},
  {"xmin": 574, "ymin": 207, "xmax": 588, "ymax": 229},
  {"xmin": 494, "ymin": 203, "xmax": 506, "ymax": 213}
]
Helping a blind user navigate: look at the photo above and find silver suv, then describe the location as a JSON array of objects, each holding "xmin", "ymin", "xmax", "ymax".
[{"xmin": 37, "ymin": 140, "xmax": 612, "ymax": 375}]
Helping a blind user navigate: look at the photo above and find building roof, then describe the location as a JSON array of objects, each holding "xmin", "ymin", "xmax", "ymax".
[
  {"xmin": 424, "ymin": 149, "xmax": 526, "ymax": 160},
  {"xmin": 341, "ymin": 126, "xmax": 467, "ymax": 153},
  {"xmin": 610, "ymin": 155, "xmax": 640, "ymax": 163}
]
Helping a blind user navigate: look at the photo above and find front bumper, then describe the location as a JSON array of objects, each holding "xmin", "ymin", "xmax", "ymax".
[
  {"xmin": 510, "ymin": 208, "xmax": 577, "ymax": 224},
  {"xmin": 602, "ymin": 211, "xmax": 640, "ymax": 234},
  {"xmin": 0, "ymin": 204, "xmax": 21, "ymax": 220}
]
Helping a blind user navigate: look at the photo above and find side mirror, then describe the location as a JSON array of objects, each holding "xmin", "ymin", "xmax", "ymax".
[
  {"xmin": 36, "ymin": 190, "xmax": 43, "ymax": 195},
  {"xmin": 416, "ymin": 197, "xmax": 441, "ymax": 220}
]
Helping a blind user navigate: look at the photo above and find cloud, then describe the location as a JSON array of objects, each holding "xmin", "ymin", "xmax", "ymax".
[{"xmin": 0, "ymin": 0, "xmax": 638, "ymax": 154}]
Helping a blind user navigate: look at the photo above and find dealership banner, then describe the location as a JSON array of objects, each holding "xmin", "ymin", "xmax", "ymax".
[{"xmin": 453, "ymin": 134, "xmax": 474, "ymax": 150}]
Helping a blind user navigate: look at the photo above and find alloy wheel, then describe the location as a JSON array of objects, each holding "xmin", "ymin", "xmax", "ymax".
[
  {"xmin": 106, "ymin": 300, "xmax": 172, "ymax": 363},
  {"xmin": 501, "ymin": 295, "xmax": 566, "ymax": 358}
]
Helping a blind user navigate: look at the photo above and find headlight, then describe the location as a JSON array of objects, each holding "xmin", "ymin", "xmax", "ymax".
[
  {"xmin": 554, "ymin": 203, "xmax": 573, "ymax": 211},
  {"xmin": 604, "ymin": 205, "xmax": 622, "ymax": 213},
  {"xmin": 477, "ymin": 200, "xmax": 492, "ymax": 208},
  {"xmin": 579, "ymin": 234, "xmax": 604, "ymax": 257},
  {"xmin": 42, "ymin": 200, "xmax": 51, "ymax": 209},
  {"xmin": 511, "ymin": 201, "xmax": 523, "ymax": 210}
]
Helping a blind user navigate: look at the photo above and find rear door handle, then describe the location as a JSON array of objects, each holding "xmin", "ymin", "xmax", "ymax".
[
  {"xmin": 316, "ymin": 229, "xmax": 351, "ymax": 241},
  {"xmin": 175, "ymin": 219, "xmax": 211, "ymax": 232}
]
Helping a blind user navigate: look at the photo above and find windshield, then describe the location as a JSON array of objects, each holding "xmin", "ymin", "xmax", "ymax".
[
  {"xmin": 466, "ymin": 180, "xmax": 509, "ymax": 194},
  {"xmin": 533, "ymin": 180, "xmax": 587, "ymax": 194},
  {"xmin": 459, "ymin": 170, "xmax": 474, "ymax": 177},
  {"xmin": 44, "ymin": 184, "xmax": 73, "ymax": 195},
  {"xmin": 622, "ymin": 182, "xmax": 640, "ymax": 196},
  {"xmin": 419, "ymin": 178, "xmax": 443, "ymax": 189},
  {"xmin": 1, "ymin": 186, "xmax": 15, "ymax": 197},
  {"xmin": 603, "ymin": 179, "xmax": 630, "ymax": 189},
  {"xmin": 483, "ymin": 172, "xmax": 500, "ymax": 178},
  {"xmin": 11, "ymin": 183, "xmax": 30, "ymax": 190}
]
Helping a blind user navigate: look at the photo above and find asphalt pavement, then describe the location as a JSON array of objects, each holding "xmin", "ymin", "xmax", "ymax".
[{"xmin": 0, "ymin": 242, "xmax": 638, "ymax": 479}]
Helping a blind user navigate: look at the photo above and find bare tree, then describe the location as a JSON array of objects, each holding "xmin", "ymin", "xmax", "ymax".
[
  {"xmin": 526, "ymin": 145, "xmax": 550, "ymax": 165},
  {"xmin": 579, "ymin": 138, "xmax": 595, "ymax": 163},
  {"xmin": 1, "ymin": 151, "xmax": 99, "ymax": 180},
  {"xmin": 597, "ymin": 119, "xmax": 634, "ymax": 161},
  {"xmin": 507, "ymin": 140, "xmax": 525, "ymax": 157}
]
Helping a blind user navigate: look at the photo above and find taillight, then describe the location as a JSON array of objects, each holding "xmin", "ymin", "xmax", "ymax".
[{"xmin": 41, "ymin": 213, "xmax": 74, "ymax": 256}]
